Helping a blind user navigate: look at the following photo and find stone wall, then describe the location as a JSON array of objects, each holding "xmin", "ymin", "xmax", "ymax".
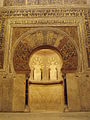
[
  {"xmin": 66, "ymin": 72, "xmax": 90, "ymax": 112},
  {"xmin": 29, "ymin": 84, "xmax": 64, "ymax": 112},
  {"xmin": 0, "ymin": 74, "xmax": 13, "ymax": 111},
  {"xmin": 12, "ymin": 74, "xmax": 25, "ymax": 112},
  {"xmin": 78, "ymin": 72, "xmax": 90, "ymax": 111},
  {"xmin": 0, "ymin": 74, "xmax": 25, "ymax": 112},
  {"xmin": 66, "ymin": 73, "xmax": 81, "ymax": 112}
]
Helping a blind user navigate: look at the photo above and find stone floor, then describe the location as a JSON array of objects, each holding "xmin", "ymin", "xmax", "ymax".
[{"xmin": 0, "ymin": 112, "xmax": 90, "ymax": 120}]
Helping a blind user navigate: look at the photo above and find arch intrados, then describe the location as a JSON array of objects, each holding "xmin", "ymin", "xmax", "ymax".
[
  {"xmin": 29, "ymin": 45, "xmax": 63, "ymax": 67},
  {"xmin": 29, "ymin": 45, "xmax": 62, "ymax": 60}
]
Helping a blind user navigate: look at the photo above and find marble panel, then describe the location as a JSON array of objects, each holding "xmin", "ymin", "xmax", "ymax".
[
  {"xmin": 66, "ymin": 73, "xmax": 81, "ymax": 111},
  {"xmin": 12, "ymin": 74, "xmax": 25, "ymax": 111},
  {"xmin": 29, "ymin": 84, "xmax": 64, "ymax": 112}
]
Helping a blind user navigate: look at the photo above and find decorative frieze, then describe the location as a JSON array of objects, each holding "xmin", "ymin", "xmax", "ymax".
[
  {"xmin": 84, "ymin": 9, "xmax": 90, "ymax": 68},
  {"xmin": 3, "ymin": 0, "xmax": 87, "ymax": 6},
  {"xmin": 0, "ymin": 7, "xmax": 85, "ymax": 19},
  {"xmin": 3, "ymin": 0, "xmax": 25, "ymax": 6}
]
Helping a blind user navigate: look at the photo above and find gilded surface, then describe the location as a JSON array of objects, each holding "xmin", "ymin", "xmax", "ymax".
[
  {"xmin": 13, "ymin": 28, "xmax": 78, "ymax": 73},
  {"xmin": 0, "ymin": 1, "xmax": 90, "ymax": 112},
  {"xmin": 29, "ymin": 49, "xmax": 63, "ymax": 81},
  {"xmin": 29, "ymin": 49, "xmax": 64, "ymax": 112},
  {"xmin": 29, "ymin": 84, "xmax": 64, "ymax": 112}
]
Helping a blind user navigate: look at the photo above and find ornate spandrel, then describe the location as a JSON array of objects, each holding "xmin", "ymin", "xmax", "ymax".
[{"xmin": 13, "ymin": 28, "xmax": 78, "ymax": 73}]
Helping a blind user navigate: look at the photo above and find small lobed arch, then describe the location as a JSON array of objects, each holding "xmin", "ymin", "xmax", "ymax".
[{"xmin": 29, "ymin": 48, "xmax": 63, "ymax": 81}]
